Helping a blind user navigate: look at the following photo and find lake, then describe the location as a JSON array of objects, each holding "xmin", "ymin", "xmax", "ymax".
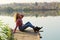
[{"xmin": 0, "ymin": 16, "xmax": 60, "ymax": 40}]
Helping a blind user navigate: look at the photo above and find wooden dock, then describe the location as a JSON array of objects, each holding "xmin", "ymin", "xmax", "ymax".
[{"xmin": 14, "ymin": 29, "xmax": 40, "ymax": 40}]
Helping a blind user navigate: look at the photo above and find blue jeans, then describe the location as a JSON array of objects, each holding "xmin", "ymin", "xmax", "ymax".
[{"xmin": 19, "ymin": 22, "xmax": 34, "ymax": 31}]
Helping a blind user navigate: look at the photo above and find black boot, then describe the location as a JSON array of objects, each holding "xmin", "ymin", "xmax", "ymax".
[
  {"xmin": 35, "ymin": 26, "xmax": 43, "ymax": 32},
  {"xmin": 33, "ymin": 27, "xmax": 37, "ymax": 33}
]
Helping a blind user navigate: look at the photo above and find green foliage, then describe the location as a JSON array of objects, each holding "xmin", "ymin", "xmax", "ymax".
[
  {"xmin": 0, "ymin": 20, "xmax": 14, "ymax": 40},
  {"xmin": 23, "ymin": 8, "xmax": 31, "ymax": 13},
  {"xmin": 35, "ymin": 14, "xmax": 38, "ymax": 17},
  {"xmin": 5, "ymin": 7, "xmax": 14, "ymax": 13}
]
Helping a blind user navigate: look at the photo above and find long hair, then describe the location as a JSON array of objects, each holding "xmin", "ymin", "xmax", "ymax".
[
  {"xmin": 14, "ymin": 13, "xmax": 24, "ymax": 22},
  {"xmin": 14, "ymin": 13, "xmax": 19, "ymax": 22}
]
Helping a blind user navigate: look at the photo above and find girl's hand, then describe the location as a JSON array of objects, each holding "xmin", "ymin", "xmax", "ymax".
[{"xmin": 13, "ymin": 30, "xmax": 16, "ymax": 34}]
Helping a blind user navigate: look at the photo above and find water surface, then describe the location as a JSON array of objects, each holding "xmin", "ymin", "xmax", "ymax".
[{"xmin": 0, "ymin": 16, "xmax": 60, "ymax": 40}]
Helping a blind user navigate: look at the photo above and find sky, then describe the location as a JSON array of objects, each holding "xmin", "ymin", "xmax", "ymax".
[{"xmin": 0, "ymin": 0, "xmax": 60, "ymax": 4}]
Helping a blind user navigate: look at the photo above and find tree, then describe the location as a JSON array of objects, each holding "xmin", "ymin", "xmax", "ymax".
[
  {"xmin": 5, "ymin": 7, "xmax": 14, "ymax": 13},
  {"xmin": 23, "ymin": 8, "xmax": 31, "ymax": 13},
  {"xmin": 35, "ymin": 2, "xmax": 38, "ymax": 6}
]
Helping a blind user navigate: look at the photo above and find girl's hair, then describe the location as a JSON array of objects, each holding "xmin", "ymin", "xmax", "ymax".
[
  {"xmin": 14, "ymin": 12, "xmax": 24, "ymax": 22},
  {"xmin": 14, "ymin": 13, "xmax": 19, "ymax": 22}
]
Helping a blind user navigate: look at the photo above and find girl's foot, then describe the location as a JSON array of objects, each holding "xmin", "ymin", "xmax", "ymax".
[{"xmin": 35, "ymin": 26, "xmax": 43, "ymax": 32}]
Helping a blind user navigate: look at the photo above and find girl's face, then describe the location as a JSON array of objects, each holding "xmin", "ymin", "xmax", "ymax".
[{"xmin": 18, "ymin": 14, "xmax": 23, "ymax": 19}]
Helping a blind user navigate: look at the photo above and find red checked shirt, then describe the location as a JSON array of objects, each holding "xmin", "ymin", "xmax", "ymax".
[
  {"xmin": 13, "ymin": 19, "xmax": 23, "ymax": 33},
  {"xmin": 16, "ymin": 19, "xmax": 23, "ymax": 27}
]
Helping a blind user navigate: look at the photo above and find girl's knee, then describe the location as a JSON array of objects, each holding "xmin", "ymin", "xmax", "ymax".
[
  {"xmin": 27, "ymin": 22, "xmax": 31, "ymax": 24},
  {"xmin": 25, "ymin": 22, "xmax": 32, "ymax": 25},
  {"xmin": 27, "ymin": 22, "xmax": 30, "ymax": 23}
]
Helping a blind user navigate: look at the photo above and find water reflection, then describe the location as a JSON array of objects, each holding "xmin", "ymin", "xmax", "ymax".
[{"xmin": 0, "ymin": 10, "xmax": 60, "ymax": 16}]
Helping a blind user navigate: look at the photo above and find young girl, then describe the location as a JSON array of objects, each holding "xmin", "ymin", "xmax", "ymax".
[{"xmin": 13, "ymin": 13, "xmax": 42, "ymax": 33}]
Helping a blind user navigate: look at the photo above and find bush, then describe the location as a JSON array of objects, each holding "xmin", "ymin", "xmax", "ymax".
[{"xmin": 0, "ymin": 20, "xmax": 14, "ymax": 40}]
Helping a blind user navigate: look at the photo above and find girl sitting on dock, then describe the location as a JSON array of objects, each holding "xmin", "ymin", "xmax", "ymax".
[{"xmin": 13, "ymin": 13, "xmax": 42, "ymax": 33}]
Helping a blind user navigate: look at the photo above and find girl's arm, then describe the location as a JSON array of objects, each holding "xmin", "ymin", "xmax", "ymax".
[
  {"xmin": 13, "ymin": 26, "xmax": 17, "ymax": 33},
  {"xmin": 13, "ymin": 19, "xmax": 19, "ymax": 33}
]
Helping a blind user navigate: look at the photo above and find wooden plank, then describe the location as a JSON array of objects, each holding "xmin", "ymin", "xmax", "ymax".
[{"xmin": 14, "ymin": 29, "xmax": 40, "ymax": 40}]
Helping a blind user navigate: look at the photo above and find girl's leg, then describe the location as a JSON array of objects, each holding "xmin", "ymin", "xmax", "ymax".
[{"xmin": 19, "ymin": 22, "xmax": 35, "ymax": 30}]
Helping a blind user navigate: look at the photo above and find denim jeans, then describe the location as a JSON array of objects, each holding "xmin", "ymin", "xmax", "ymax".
[{"xmin": 19, "ymin": 22, "xmax": 34, "ymax": 31}]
